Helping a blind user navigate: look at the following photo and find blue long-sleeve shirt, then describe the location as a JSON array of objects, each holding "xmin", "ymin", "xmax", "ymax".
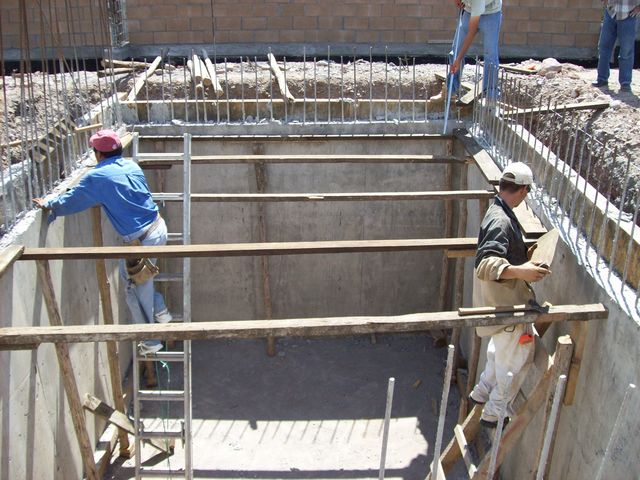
[{"xmin": 45, "ymin": 155, "xmax": 158, "ymax": 237}]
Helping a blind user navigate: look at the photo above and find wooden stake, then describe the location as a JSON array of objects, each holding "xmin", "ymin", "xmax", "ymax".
[
  {"xmin": 36, "ymin": 260, "xmax": 99, "ymax": 480},
  {"xmin": 564, "ymin": 321, "xmax": 589, "ymax": 405},
  {"xmin": 127, "ymin": 55, "xmax": 162, "ymax": 102},
  {"xmin": 91, "ymin": 208, "xmax": 132, "ymax": 456},
  {"xmin": 267, "ymin": 53, "xmax": 295, "ymax": 103},
  {"xmin": 435, "ymin": 164, "xmax": 454, "ymax": 346}
]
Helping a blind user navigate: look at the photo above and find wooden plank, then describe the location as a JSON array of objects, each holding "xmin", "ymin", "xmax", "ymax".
[
  {"xmin": 91, "ymin": 208, "xmax": 131, "ymax": 455},
  {"xmin": 19, "ymin": 238, "xmax": 480, "ymax": 261},
  {"xmin": 36, "ymin": 260, "xmax": 99, "ymax": 480},
  {"xmin": 83, "ymin": 393, "xmax": 172, "ymax": 454},
  {"xmin": 429, "ymin": 404, "xmax": 483, "ymax": 479},
  {"xmin": 564, "ymin": 321, "xmax": 589, "ymax": 405},
  {"xmin": 454, "ymin": 424, "xmax": 478, "ymax": 478},
  {"xmin": 153, "ymin": 190, "xmax": 496, "ymax": 203},
  {"xmin": 446, "ymin": 249, "xmax": 475, "ymax": 258},
  {"xmin": 0, "ymin": 244, "xmax": 24, "ymax": 279},
  {"xmin": 0, "ymin": 304, "xmax": 608, "ymax": 348},
  {"xmin": 126, "ymin": 55, "xmax": 162, "ymax": 102},
  {"xmin": 267, "ymin": 53, "xmax": 295, "ymax": 102},
  {"xmin": 501, "ymin": 101, "xmax": 609, "ymax": 117},
  {"xmin": 471, "ymin": 336, "xmax": 574, "ymax": 479},
  {"xmin": 201, "ymin": 50, "xmax": 223, "ymax": 98},
  {"xmin": 434, "ymin": 72, "xmax": 476, "ymax": 92},
  {"xmin": 138, "ymin": 153, "xmax": 464, "ymax": 167},
  {"xmin": 453, "ymin": 129, "xmax": 502, "ymax": 185}
]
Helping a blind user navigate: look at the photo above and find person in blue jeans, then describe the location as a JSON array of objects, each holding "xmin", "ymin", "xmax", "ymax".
[
  {"xmin": 449, "ymin": 0, "xmax": 502, "ymax": 99},
  {"xmin": 593, "ymin": 0, "xmax": 640, "ymax": 92},
  {"xmin": 34, "ymin": 129, "xmax": 171, "ymax": 356}
]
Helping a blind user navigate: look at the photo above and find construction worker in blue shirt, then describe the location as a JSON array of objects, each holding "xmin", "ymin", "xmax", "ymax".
[{"xmin": 34, "ymin": 129, "xmax": 171, "ymax": 355}]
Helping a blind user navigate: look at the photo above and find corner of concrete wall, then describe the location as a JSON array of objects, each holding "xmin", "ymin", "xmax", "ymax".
[{"xmin": 0, "ymin": 207, "xmax": 130, "ymax": 479}]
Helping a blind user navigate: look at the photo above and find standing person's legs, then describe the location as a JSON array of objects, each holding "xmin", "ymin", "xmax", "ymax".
[
  {"xmin": 616, "ymin": 15, "xmax": 637, "ymax": 88},
  {"xmin": 449, "ymin": 10, "xmax": 470, "ymax": 95},
  {"xmin": 470, "ymin": 336, "xmax": 497, "ymax": 403},
  {"xmin": 479, "ymin": 10, "xmax": 502, "ymax": 98},
  {"xmin": 596, "ymin": 10, "xmax": 618, "ymax": 85},
  {"xmin": 480, "ymin": 324, "xmax": 534, "ymax": 423},
  {"xmin": 120, "ymin": 218, "xmax": 169, "ymax": 352}
]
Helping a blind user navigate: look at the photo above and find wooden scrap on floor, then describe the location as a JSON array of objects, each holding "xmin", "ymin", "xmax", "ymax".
[
  {"xmin": 83, "ymin": 393, "xmax": 173, "ymax": 454},
  {"xmin": 126, "ymin": 55, "xmax": 162, "ymax": 102},
  {"xmin": 97, "ymin": 68, "xmax": 134, "ymax": 78},
  {"xmin": 267, "ymin": 53, "xmax": 295, "ymax": 103}
]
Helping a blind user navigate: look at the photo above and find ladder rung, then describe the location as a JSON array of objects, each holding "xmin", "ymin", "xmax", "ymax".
[
  {"xmin": 138, "ymin": 390, "xmax": 185, "ymax": 402},
  {"xmin": 153, "ymin": 192, "xmax": 183, "ymax": 201},
  {"xmin": 167, "ymin": 232, "xmax": 184, "ymax": 242},
  {"xmin": 155, "ymin": 272, "xmax": 183, "ymax": 282},
  {"xmin": 137, "ymin": 469, "xmax": 185, "ymax": 478},
  {"xmin": 136, "ymin": 351, "xmax": 184, "ymax": 362},
  {"xmin": 141, "ymin": 430, "xmax": 183, "ymax": 440}
]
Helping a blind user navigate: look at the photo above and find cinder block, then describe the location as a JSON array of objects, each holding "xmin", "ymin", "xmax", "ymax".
[
  {"xmin": 294, "ymin": 16, "xmax": 318, "ymax": 30},
  {"xmin": 551, "ymin": 33, "xmax": 576, "ymax": 46},
  {"xmin": 242, "ymin": 17, "xmax": 268, "ymax": 30}
]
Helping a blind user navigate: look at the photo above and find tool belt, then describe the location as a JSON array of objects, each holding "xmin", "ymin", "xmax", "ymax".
[{"xmin": 124, "ymin": 216, "xmax": 162, "ymax": 284}]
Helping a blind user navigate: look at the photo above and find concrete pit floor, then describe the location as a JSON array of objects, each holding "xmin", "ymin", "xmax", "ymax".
[{"xmin": 106, "ymin": 334, "xmax": 467, "ymax": 480}]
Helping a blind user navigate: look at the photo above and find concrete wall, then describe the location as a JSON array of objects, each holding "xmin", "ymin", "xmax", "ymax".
[
  {"xmin": 0, "ymin": 205, "xmax": 129, "ymax": 479},
  {"xmin": 145, "ymin": 135, "xmax": 458, "ymax": 321},
  {"xmin": 1, "ymin": 0, "xmax": 603, "ymax": 60},
  {"xmin": 462, "ymin": 160, "xmax": 640, "ymax": 479}
]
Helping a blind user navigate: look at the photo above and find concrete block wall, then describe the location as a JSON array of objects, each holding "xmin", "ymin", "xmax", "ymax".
[{"xmin": 1, "ymin": 0, "xmax": 604, "ymax": 60}]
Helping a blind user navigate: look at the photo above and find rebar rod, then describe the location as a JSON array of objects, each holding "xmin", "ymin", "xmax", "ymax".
[
  {"xmin": 488, "ymin": 371, "xmax": 514, "ymax": 479},
  {"xmin": 340, "ymin": 56, "xmax": 345, "ymax": 124},
  {"xmin": 586, "ymin": 140, "xmax": 609, "ymax": 257},
  {"xmin": 596, "ymin": 149, "xmax": 616, "ymax": 268},
  {"xmin": 255, "ymin": 56, "xmax": 260, "ymax": 124},
  {"xmin": 384, "ymin": 46, "xmax": 388, "ymax": 123},
  {"xmin": 576, "ymin": 136, "xmax": 595, "ymax": 237},
  {"xmin": 622, "ymin": 186, "xmax": 640, "ymax": 287},
  {"xmin": 369, "ymin": 46, "xmax": 373, "ymax": 123},
  {"xmin": 240, "ymin": 56, "xmax": 245, "ymax": 124},
  {"xmin": 412, "ymin": 57, "xmax": 416, "ymax": 122},
  {"xmin": 353, "ymin": 50, "xmax": 357, "ymax": 123},
  {"xmin": 378, "ymin": 377, "xmax": 395, "ymax": 480},
  {"xmin": 283, "ymin": 56, "xmax": 288, "ymax": 124},
  {"xmin": 609, "ymin": 156, "xmax": 632, "ymax": 278},
  {"xmin": 268, "ymin": 49, "xmax": 274, "ymax": 121},
  {"xmin": 313, "ymin": 57, "xmax": 318, "ymax": 123},
  {"xmin": 224, "ymin": 58, "xmax": 230, "ymax": 123},
  {"xmin": 302, "ymin": 47, "xmax": 307, "ymax": 125},
  {"xmin": 595, "ymin": 384, "xmax": 637, "ymax": 480},
  {"xmin": 397, "ymin": 57, "xmax": 402, "ymax": 122},
  {"xmin": 430, "ymin": 344, "xmax": 455, "ymax": 480},
  {"xmin": 535, "ymin": 374, "xmax": 567, "ymax": 480},
  {"xmin": 144, "ymin": 58, "xmax": 152, "ymax": 123},
  {"xmin": 327, "ymin": 46, "xmax": 332, "ymax": 123}
]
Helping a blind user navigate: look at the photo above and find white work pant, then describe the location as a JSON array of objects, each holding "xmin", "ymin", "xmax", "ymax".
[{"xmin": 471, "ymin": 323, "xmax": 534, "ymax": 422}]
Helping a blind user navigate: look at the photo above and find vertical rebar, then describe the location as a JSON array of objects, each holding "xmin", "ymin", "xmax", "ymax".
[
  {"xmin": 430, "ymin": 345, "xmax": 455, "ymax": 480},
  {"xmin": 587, "ymin": 140, "xmax": 608, "ymax": 257},
  {"xmin": 369, "ymin": 46, "xmax": 373, "ymax": 123},
  {"xmin": 487, "ymin": 371, "xmax": 514, "ymax": 479},
  {"xmin": 255, "ymin": 56, "xmax": 260, "ymax": 124},
  {"xmin": 302, "ymin": 47, "xmax": 306, "ymax": 125},
  {"xmin": 353, "ymin": 49, "xmax": 357, "ymax": 123},
  {"xmin": 224, "ymin": 58, "xmax": 230, "ymax": 123},
  {"xmin": 595, "ymin": 384, "xmax": 637, "ymax": 480},
  {"xmin": 556, "ymin": 114, "xmax": 581, "ymax": 217},
  {"xmin": 622, "ymin": 186, "xmax": 640, "ymax": 287},
  {"xmin": 313, "ymin": 57, "xmax": 318, "ymax": 123},
  {"xmin": 535, "ymin": 375, "xmax": 567, "ymax": 480},
  {"xmin": 609, "ymin": 156, "xmax": 632, "ymax": 278},
  {"xmin": 283, "ymin": 56, "xmax": 288, "ymax": 124},
  {"xmin": 327, "ymin": 46, "xmax": 332, "ymax": 123},
  {"xmin": 268, "ymin": 48, "xmax": 274, "ymax": 121},
  {"xmin": 596, "ymin": 149, "xmax": 616, "ymax": 269},
  {"xmin": 568, "ymin": 130, "xmax": 588, "ymax": 235},
  {"xmin": 240, "ymin": 56, "xmax": 245, "ymax": 124},
  {"xmin": 378, "ymin": 377, "xmax": 395, "ymax": 480},
  {"xmin": 183, "ymin": 60, "xmax": 189, "ymax": 123},
  {"xmin": 412, "ymin": 57, "xmax": 416, "ymax": 122},
  {"xmin": 167, "ymin": 53, "xmax": 175, "ymax": 121},
  {"xmin": 576, "ymin": 137, "xmax": 595, "ymax": 237},
  {"xmin": 384, "ymin": 46, "xmax": 388, "ymax": 123},
  {"xmin": 397, "ymin": 57, "xmax": 402, "ymax": 122},
  {"xmin": 340, "ymin": 55, "xmax": 344, "ymax": 124}
]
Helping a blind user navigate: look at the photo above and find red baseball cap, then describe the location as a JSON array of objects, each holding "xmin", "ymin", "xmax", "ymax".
[{"xmin": 89, "ymin": 129, "xmax": 122, "ymax": 153}]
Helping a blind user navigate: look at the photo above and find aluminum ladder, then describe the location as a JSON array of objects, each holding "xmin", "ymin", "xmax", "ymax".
[{"xmin": 131, "ymin": 132, "xmax": 193, "ymax": 479}]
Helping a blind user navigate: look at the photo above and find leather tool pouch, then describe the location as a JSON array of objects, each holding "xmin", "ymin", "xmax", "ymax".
[{"xmin": 125, "ymin": 239, "xmax": 159, "ymax": 285}]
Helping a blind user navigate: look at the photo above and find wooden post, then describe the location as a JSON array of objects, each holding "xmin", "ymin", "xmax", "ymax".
[
  {"xmin": 36, "ymin": 259, "xmax": 99, "ymax": 480},
  {"xmin": 435, "ymin": 164, "xmax": 454, "ymax": 346},
  {"xmin": 564, "ymin": 321, "xmax": 589, "ymax": 405},
  {"xmin": 451, "ymin": 163, "xmax": 469, "ymax": 391},
  {"xmin": 90, "ymin": 208, "xmax": 132, "ymax": 456},
  {"xmin": 255, "ymin": 161, "xmax": 275, "ymax": 356}
]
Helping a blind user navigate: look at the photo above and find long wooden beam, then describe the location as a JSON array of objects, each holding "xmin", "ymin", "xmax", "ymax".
[
  {"xmin": 0, "ymin": 304, "xmax": 607, "ymax": 348},
  {"xmin": 18, "ymin": 238, "xmax": 479, "ymax": 261},
  {"xmin": 152, "ymin": 191, "xmax": 495, "ymax": 203},
  {"xmin": 137, "ymin": 154, "xmax": 465, "ymax": 168}
]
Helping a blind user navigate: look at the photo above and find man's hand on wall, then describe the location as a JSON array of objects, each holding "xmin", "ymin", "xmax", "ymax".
[{"xmin": 33, "ymin": 198, "xmax": 49, "ymax": 210}]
